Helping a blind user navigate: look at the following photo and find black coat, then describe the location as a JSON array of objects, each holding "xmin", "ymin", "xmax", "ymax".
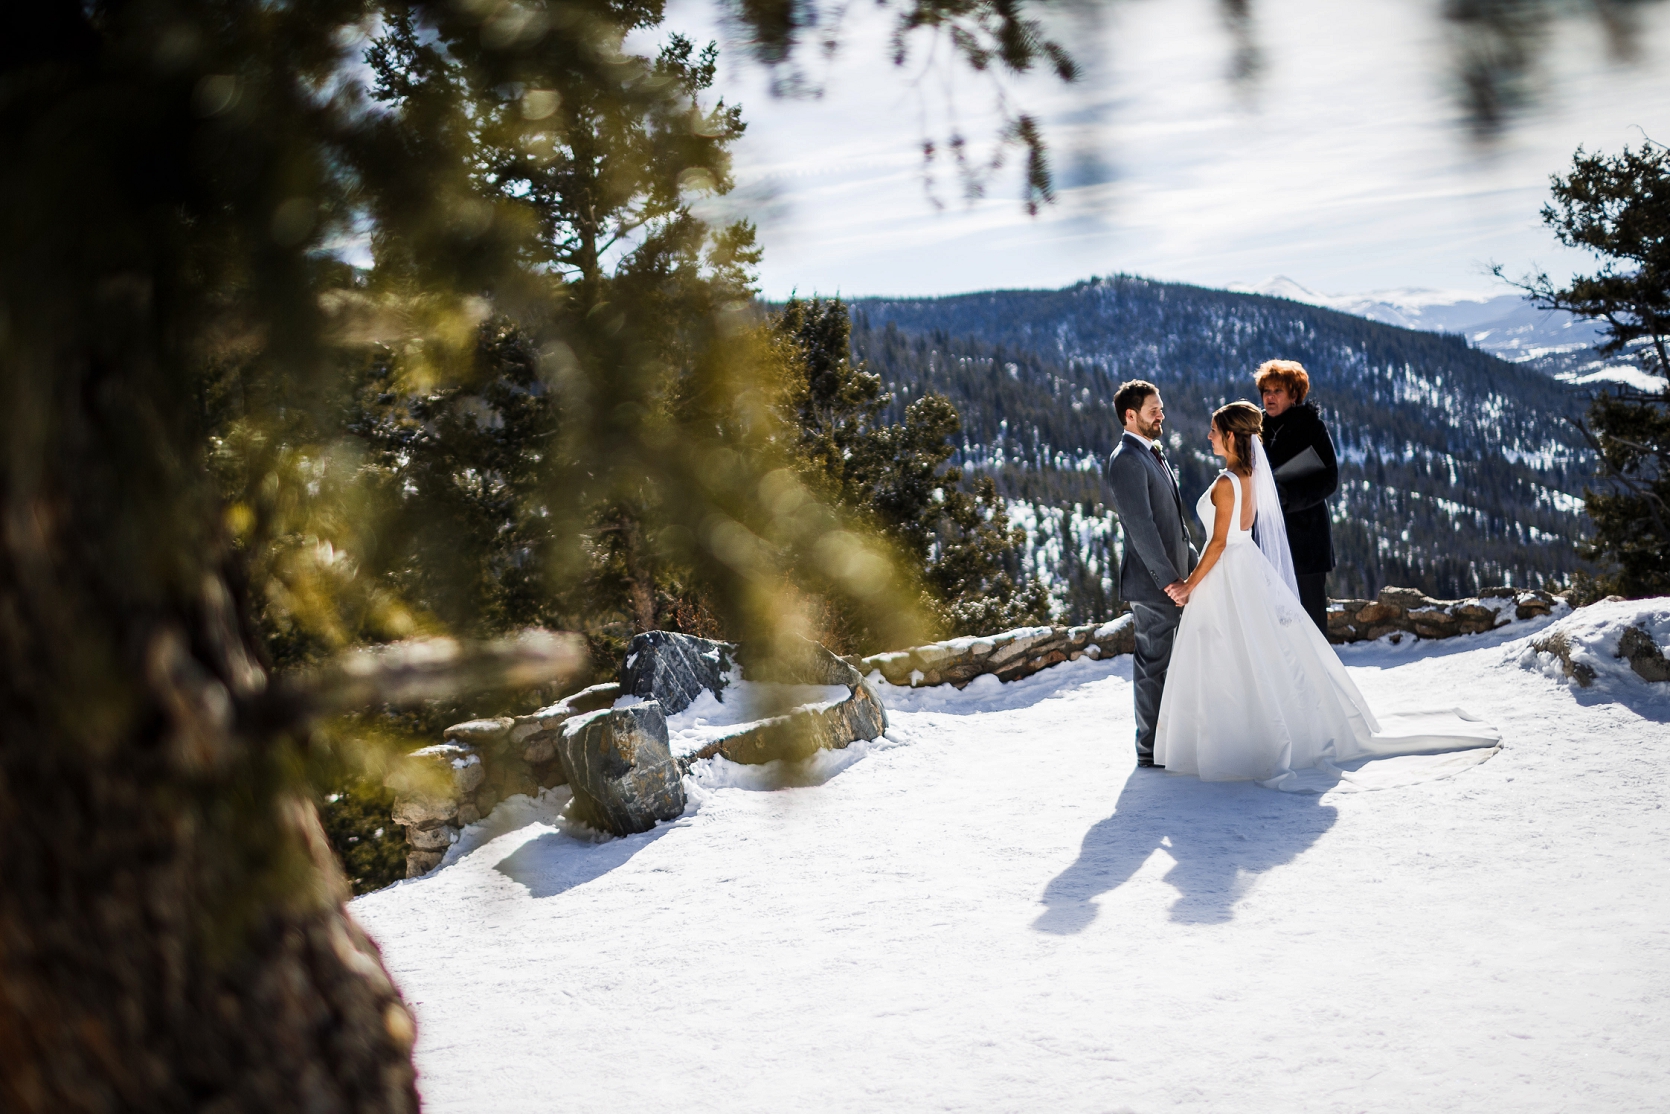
[{"xmin": 1262, "ymin": 402, "xmax": 1339, "ymax": 575}]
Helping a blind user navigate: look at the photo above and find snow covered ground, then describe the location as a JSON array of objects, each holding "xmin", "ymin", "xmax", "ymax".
[{"xmin": 353, "ymin": 613, "xmax": 1670, "ymax": 1113}]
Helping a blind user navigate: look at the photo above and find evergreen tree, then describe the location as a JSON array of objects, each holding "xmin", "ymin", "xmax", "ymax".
[
  {"xmin": 774, "ymin": 297, "xmax": 1050, "ymax": 647},
  {"xmin": 1515, "ymin": 141, "xmax": 1670, "ymax": 597},
  {"xmin": 0, "ymin": 3, "xmax": 932, "ymax": 1104}
]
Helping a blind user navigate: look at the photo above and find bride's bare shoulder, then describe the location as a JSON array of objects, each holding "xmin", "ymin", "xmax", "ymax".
[{"xmin": 1210, "ymin": 473, "xmax": 1235, "ymax": 499}]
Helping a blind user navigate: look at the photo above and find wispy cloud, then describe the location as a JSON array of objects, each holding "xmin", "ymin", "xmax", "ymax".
[{"xmin": 658, "ymin": 0, "xmax": 1670, "ymax": 300}]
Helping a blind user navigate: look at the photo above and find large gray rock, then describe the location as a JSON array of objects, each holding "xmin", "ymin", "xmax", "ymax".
[
  {"xmin": 619, "ymin": 631, "xmax": 736, "ymax": 715},
  {"xmin": 557, "ymin": 703, "xmax": 686, "ymax": 836}
]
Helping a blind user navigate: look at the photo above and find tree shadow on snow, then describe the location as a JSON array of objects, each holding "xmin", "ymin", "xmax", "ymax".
[
  {"xmin": 1033, "ymin": 769, "xmax": 1338, "ymax": 931},
  {"xmin": 492, "ymin": 824, "xmax": 671, "ymax": 900}
]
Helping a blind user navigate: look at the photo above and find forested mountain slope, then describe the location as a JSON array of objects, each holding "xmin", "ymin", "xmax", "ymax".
[{"xmin": 850, "ymin": 276, "xmax": 1591, "ymax": 620}]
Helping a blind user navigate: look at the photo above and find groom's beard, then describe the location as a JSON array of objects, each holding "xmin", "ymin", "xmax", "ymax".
[{"xmin": 1137, "ymin": 419, "xmax": 1163, "ymax": 441}]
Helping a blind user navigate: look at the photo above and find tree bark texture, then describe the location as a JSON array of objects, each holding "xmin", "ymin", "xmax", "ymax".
[
  {"xmin": 1, "ymin": 4, "xmax": 420, "ymax": 1109},
  {"xmin": 0, "ymin": 392, "xmax": 420, "ymax": 1114}
]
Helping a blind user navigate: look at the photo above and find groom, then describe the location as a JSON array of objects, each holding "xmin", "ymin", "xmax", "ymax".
[{"xmin": 1104, "ymin": 380, "xmax": 1198, "ymax": 768}]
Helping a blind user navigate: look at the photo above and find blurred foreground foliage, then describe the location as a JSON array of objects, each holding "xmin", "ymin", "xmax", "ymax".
[{"xmin": 0, "ymin": 0, "xmax": 1060, "ymax": 1102}]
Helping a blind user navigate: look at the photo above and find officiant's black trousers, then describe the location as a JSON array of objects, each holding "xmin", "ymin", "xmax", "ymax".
[
  {"xmin": 1130, "ymin": 600, "xmax": 1184, "ymax": 762},
  {"xmin": 1296, "ymin": 572, "xmax": 1329, "ymax": 635}
]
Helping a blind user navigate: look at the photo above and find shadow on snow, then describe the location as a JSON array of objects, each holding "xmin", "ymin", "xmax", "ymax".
[
  {"xmin": 1033, "ymin": 768, "xmax": 1338, "ymax": 931},
  {"xmin": 492, "ymin": 822, "xmax": 673, "ymax": 900}
]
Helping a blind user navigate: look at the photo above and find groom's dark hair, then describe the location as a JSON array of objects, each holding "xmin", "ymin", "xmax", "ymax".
[{"xmin": 1114, "ymin": 379, "xmax": 1158, "ymax": 426}]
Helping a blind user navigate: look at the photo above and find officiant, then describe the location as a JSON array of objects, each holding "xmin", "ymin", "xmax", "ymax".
[{"xmin": 1255, "ymin": 359, "xmax": 1340, "ymax": 633}]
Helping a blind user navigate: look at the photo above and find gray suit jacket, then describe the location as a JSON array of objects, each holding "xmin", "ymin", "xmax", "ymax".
[{"xmin": 1105, "ymin": 432, "xmax": 1198, "ymax": 605}]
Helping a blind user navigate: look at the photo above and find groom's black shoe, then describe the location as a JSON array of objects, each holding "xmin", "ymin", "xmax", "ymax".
[{"xmin": 1136, "ymin": 758, "xmax": 1164, "ymax": 769}]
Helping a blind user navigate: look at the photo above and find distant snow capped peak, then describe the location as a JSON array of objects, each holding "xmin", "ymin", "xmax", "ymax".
[
  {"xmin": 1229, "ymin": 276, "xmax": 1506, "ymax": 325},
  {"xmin": 1227, "ymin": 275, "xmax": 1606, "ymax": 365}
]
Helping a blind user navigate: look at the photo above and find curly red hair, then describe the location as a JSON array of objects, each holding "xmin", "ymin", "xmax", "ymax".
[{"xmin": 1253, "ymin": 359, "xmax": 1310, "ymax": 404}]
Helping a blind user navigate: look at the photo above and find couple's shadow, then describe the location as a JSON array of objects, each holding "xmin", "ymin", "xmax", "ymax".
[{"xmin": 1034, "ymin": 769, "xmax": 1338, "ymax": 931}]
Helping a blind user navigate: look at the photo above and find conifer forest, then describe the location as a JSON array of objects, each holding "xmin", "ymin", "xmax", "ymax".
[{"xmin": 852, "ymin": 278, "xmax": 1596, "ymax": 619}]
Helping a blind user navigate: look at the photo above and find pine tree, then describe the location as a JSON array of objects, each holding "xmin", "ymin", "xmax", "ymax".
[
  {"xmin": 1515, "ymin": 141, "xmax": 1670, "ymax": 597},
  {"xmin": 773, "ymin": 297, "xmax": 1050, "ymax": 647}
]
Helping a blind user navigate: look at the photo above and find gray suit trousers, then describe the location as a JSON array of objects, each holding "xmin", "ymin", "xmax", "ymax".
[{"xmin": 1131, "ymin": 599, "xmax": 1184, "ymax": 761}]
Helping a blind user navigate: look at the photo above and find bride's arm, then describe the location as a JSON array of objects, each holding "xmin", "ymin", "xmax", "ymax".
[{"xmin": 1172, "ymin": 476, "xmax": 1234, "ymax": 604}]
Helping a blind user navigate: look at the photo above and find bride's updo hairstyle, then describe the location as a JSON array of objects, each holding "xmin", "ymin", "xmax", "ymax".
[{"xmin": 1213, "ymin": 401, "xmax": 1264, "ymax": 473}]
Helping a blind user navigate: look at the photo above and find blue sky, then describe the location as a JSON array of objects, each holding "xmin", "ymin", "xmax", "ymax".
[{"xmin": 661, "ymin": 0, "xmax": 1670, "ymax": 301}]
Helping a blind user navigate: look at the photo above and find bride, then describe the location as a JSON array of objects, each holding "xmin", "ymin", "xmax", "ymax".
[{"xmin": 1153, "ymin": 401, "xmax": 1500, "ymax": 791}]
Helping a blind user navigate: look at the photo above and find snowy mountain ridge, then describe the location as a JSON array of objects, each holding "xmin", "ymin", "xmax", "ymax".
[
  {"xmin": 1227, "ymin": 275, "xmax": 1606, "ymax": 363},
  {"xmin": 853, "ymin": 276, "xmax": 1592, "ymax": 607},
  {"xmin": 1229, "ymin": 276, "xmax": 1657, "ymax": 392}
]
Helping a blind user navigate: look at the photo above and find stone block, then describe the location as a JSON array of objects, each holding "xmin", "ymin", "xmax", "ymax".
[
  {"xmin": 862, "ymin": 651, "xmax": 913, "ymax": 684},
  {"xmin": 406, "ymin": 850, "xmax": 444, "ymax": 878},
  {"xmin": 941, "ymin": 660, "xmax": 985, "ymax": 687},
  {"xmin": 443, "ymin": 717, "xmax": 514, "ymax": 744},
  {"xmin": 513, "ymin": 681, "xmax": 628, "ymax": 766},
  {"xmin": 1090, "ymin": 615, "xmax": 1137, "ymax": 658},
  {"xmin": 528, "ymin": 757, "xmax": 567, "ymax": 789},
  {"xmin": 1354, "ymin": 601, "xmax": 1401, "ymax": 624},
  {"xmin": 619, "ymin": 631, "xmax": 736, "ymax": 715},
  {"xmin": 562, "ymin": 681, "xmax": 625, "ymax": 713},
  {"xmin": 718, "ymin": 679, "xmax": 888, "ymax": 765},
  {"xmin": 987, "ymin": 629, "xmax": 1053, "ymax": 668},
  {"xmin": 557, "ymin": 703, "xmax": 685, "ymax": 836},
  {"xmin": 391, "ymin": 795, "xmax": 457, "ymax": 828},
  {"xmin": 407, "ymin": 825, "xmax": 455, "ymax": 852},
  {"xmin": 910, "ymin": 643, "xmax": 958, "ymax": 671},
  {"xmin": 1377, "ymin": 586, "xmax": 1429, "ymax": 610},
  {"xmin": 387, "ymin": 743, "xmax": 482, "ymax": 835},
  {"xmin": 1617, "ymin": 625, "xmax": 1670, "ymax": 683},
  {"xmin": 522, "ymin": 733, "xmax": 557, "ymax": 766}
]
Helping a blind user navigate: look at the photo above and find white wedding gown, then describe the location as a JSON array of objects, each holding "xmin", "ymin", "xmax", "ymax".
[{"xmin": 1154, "ymin": 469, "xmax": 1500, "ymax": 792}]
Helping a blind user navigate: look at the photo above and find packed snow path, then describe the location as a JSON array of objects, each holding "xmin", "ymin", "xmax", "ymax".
[{"xmin": 353, "ymin": 620, "xmax": 1670, "ymax": 1113}]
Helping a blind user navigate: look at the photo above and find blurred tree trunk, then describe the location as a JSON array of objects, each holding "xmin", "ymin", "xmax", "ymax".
[
  {"xmin": 0, "ymin": 5, "xmax": 419, "ymax": 1111},
  {"xmin": 0, "ymin": 341, "xmax": 420, "ymax": 1114}
]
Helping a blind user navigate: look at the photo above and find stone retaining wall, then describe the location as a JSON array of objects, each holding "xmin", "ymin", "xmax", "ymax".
[
  {"xmin": 388, "ymin": 680, "xmax": 620, "ymax": 877},
  {"xmin": 856, "ymin": 617, "xmax": 1137, "ymax": 689},
  {"xmin": 389, "ymin": 632, "xmax": 888, "ymax": 877},
  {"xmin": 389, "ymin": 586, "xmax": 1568, "ymax": 873},
  {"xmin": 1326, "ymin": 586, "xmax": 1559, "ymax": 644},
  {"xmin": 858, "ymin": 586, "xmax": 1563, "ymax": 691}
]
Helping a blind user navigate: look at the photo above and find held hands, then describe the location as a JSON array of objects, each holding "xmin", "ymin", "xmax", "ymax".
[{"xmin": 1165, "ymin": 580, "xmax": 1192, "ymax": 606}]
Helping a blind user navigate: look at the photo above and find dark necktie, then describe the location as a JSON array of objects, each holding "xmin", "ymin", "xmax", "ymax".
[{"xmin": 1150, "ymin": 443, "xmax": 1181, "ymax": 509}]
